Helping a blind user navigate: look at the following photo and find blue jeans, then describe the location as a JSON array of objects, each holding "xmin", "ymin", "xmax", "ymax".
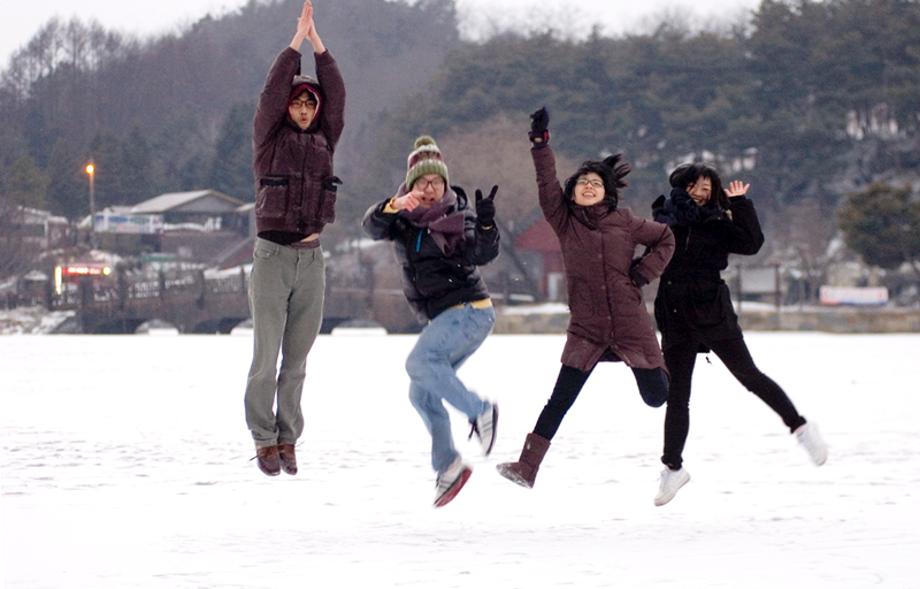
[{"xmin": 406, "ymin": 304, "xmax": 496, "ymax": 474}]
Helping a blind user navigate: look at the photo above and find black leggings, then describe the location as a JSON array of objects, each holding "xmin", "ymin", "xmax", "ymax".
[
  {"xmin": 533, "ymin": 364, "xmax": 669, "ymax": 441},
  {"xmin": 661, "ymin": 337, "xmax": 806, "ymax": 470}
]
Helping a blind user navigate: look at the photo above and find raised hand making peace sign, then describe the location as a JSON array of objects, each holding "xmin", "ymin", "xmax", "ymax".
[{"xmin": 475, "ymin": 185, "xmax": 499, "ymax": 228}]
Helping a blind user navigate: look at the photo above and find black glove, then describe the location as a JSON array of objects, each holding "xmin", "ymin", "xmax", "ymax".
[
  {"xmin": 629, "ymin": 259, "xmax": 649, "ymax": 287},
  {"xmin": 669, "ymin": 186, "xmax": 692, "ymax": 203},
  {"xmin": 529, "ymin": 107, "xmax": 550, "ymax": 145},
  {"xmin": 475, "ymin": 185, "xmax": 498, "ymax": 227}
]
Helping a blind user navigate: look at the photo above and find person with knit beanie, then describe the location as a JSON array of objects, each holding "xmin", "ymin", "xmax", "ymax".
[
  {"xmin": 362, "ymin": 135, "xmax": 501, "ymax": 508},
  {"xmin": 244, "ymin": 0, "xmax": 345, "ymax": 478},
  {"xmin": 496, "ymin": 107, "xmax": 675, "ymax": 490}
]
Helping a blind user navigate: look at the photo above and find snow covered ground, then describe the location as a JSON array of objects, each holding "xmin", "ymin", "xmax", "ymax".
[
  {"xmin": 0, "ymin": 307, "xmax": 74, "ymax": 335},
  {"xmin": 1, "ymin": 332, "xmax": 918, "ymax": 588}
]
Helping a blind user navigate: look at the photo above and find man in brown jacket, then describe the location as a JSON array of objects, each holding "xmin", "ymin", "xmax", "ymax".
[{"xmin": 244, "ymin": 0, "xmax": 345, "ymax": 477}]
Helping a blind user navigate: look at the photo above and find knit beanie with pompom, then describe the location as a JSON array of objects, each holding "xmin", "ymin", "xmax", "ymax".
[{"xmin": 405, "ymin": 135, "xmax": 449, "ymax": 190}]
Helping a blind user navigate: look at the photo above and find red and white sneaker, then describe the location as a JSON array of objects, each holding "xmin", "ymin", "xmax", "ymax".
[{"xmin": 433, "ymin": 457, "xmax": 472, "ymax": 508}]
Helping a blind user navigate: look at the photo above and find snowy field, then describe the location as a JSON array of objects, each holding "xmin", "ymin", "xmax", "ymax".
[{"xmin": 1, "ymin": 332, "xmax": 918, "ymax": 588}]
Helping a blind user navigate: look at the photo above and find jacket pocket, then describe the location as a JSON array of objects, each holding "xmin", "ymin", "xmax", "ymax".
[
  {"xmin": 688, "ymin": 282, "xmax": 729, "ymax": 328},
  {"xmin": 566, "ymin": 277, "xmax": 594, "ymax": 317},
  {"xmin": 256, "ymin": 176, "xmax": 289, "ymax": 219},
  {"xmin": 253, "ymin": 241, "xmax": 280, "ymax": 259},
  {"xmin": 319, "ymin": 176, "xmax": 342, "ymax": 224}
]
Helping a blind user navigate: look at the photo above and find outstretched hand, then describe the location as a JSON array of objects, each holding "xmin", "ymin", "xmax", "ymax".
[
  {"xmin": 725, "ymin": 180, "xmax": 750, "ymax": 198},
  {"xmin": 529, "ymin": 107, "xmax": 550, "ymax": 144},
  {"xmin": 475, "ymin": 185, "xmax": 498, "ymax": 227}
]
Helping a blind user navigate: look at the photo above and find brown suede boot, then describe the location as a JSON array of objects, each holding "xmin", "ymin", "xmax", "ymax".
[
  {"xmin": 496, "ymin": 432, "xmax": 551, "ymax": 488},
  {"xmin": 278, "ymin": 443, "xmax": 297, "ymax": 475},
  {"xmin": 256, "ymin": 444, "xmax": 281, "ymax": 476}
]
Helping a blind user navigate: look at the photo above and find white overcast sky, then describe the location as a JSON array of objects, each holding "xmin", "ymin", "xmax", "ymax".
[{"xmin": 1, "ymin": 0, "xmax": 761, "ymax": 66}]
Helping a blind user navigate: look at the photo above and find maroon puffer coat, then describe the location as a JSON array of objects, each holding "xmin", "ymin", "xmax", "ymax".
[{"xmin": 533, "ymin": 145, "xmax": 675, "ymax": 372}]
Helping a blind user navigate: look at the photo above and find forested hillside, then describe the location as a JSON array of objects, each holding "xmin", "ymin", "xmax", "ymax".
[
  {"xmin": 2, "ymin": 0, "xmax": 918, "ymax": 253},
  {"xmin": 0, "ymin": 0, "xmax": 459, "ymax": 220}
]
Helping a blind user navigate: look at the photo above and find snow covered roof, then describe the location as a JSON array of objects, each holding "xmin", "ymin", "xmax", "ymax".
[
  {"xmin": 14, "ymin": 205, "xmax": 68, "ymax": 225},
  {"xmin": 131, "ymin": 190, "xmax": 244, "ymax": 214},
  {"xmin": 23, "ymin": 270, "xmax": 49, "ymax": 281},
  {"xmin": 102, "ymin": 206, "xmax": 135, "ymax": 214}
]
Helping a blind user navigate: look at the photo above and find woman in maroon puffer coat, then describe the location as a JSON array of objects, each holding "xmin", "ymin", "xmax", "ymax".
[{"xmin": 497, "ymin": 108, "xmax": 675, "ymax": 489}]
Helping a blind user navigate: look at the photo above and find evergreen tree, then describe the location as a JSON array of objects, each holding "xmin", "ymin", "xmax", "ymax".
[
  {"xmin": 46, "ymin": 138, "xmax": 86, "ymax": 219},
  {"xmin": 838, "ymin": 182, "xmax": 920, "ymax": 277},
  {"xmin": 209, "ymin": 102, "xmax": 255, "ymax": 200},
  {"xmin": 120, "ymin": 126, "xmax": 155, "ymax": 204},
  {"xmin": 87, "ymin": 131, "xmax": 126, "ymax": 209},
  {"xmin": 3, "ymin": 156, "xmax": 49, "ymax": 209}
]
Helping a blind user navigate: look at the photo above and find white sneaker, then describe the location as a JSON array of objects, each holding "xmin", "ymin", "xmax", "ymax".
[
  {"xmin": 434, "ymin": 457, "xmax": 472, "ymax": 508},
  {"xmin": 468, "ymin": 402, "xmax": 498, "ymax": 456},
  {"xmin": 794, "ymin": 422, "xmax": 828, "ymax": 466},
  {"xmin": 654, "ymin": 467, "xmax": 690, "ymax": 506}
]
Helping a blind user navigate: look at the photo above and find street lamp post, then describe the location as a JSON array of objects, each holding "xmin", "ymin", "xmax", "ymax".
[{"xmin": 85, "ymin": 162, "xmax": 95, "ymax": 248}]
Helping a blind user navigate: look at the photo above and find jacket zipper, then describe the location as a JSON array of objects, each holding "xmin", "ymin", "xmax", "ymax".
[{"xmin": 300, "ymin": 134, "xmax": 309, "ymax": 231}]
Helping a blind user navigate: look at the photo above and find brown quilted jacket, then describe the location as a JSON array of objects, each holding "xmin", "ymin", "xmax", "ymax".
[{"xmin": 252, "ymin": 48, "xmax": 345, "ymax": 237}]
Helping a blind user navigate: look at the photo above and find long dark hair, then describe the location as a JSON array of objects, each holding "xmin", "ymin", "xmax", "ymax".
[
  {"xmin": 668, "ymin": 163, "xmax": 729, "ymax": 209},
  {"xmin": 563, "ymin": 154, "xmax": 631, "ymax": 210}
]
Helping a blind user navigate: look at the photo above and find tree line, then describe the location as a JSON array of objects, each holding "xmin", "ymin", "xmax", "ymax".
[
  {"xmin": 1, "ymin": 0, "xmax": 919, "ymax": 284},
  {"xmin": 370, "ymin": 0, "xmax": 919, "ymax": 214},
  {"xmin": 360, "ymin": 0, "xmax": 920, "ymax": 286},
  {"xmin": 0, "ymin": 0, "xmax": 459, "ymax": 219}
]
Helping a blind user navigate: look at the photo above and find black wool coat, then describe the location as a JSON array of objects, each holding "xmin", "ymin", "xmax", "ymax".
[{"xmin": 651, "ymin": 188, "xmax": 765, "ymax": 351}]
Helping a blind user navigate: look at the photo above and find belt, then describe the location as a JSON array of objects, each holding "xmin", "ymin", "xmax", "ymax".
[{"xmin": 451, "ymin": 298, "xmax": 493, "ymax": 310}]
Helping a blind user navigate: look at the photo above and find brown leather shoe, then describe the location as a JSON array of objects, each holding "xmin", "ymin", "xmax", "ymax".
[
  {"xmin": 278, "ymin": 443, "xmax": 297, "ymax": 475},
  {"xmin": 256, "ymin": 445, "xmax": 281, "ymax": 476}
]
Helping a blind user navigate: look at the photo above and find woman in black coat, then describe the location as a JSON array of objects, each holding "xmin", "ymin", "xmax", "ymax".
[{"xmin": 650, "ymin": 163, "xmax": 827, "ymax": 507}]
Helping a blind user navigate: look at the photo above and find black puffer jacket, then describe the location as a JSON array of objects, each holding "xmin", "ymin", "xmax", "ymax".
[
  {"xmin": 362, "ymin": 188, "xmax": 500, "ymax": 321},
  {"xmin": 651, "ymin": 188, "xmax": 764, "ymax": 349}
]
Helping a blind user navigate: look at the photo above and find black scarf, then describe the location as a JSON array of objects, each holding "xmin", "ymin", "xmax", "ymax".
[{"xmin": 654, "ymin": 187, "xmax": 724, "ymax": 227}]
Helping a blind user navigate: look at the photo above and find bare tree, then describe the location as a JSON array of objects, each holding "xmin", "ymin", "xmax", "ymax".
[
  {"xmin": 775, "ymin": 197, "xmax": 838, "ymax": 304},
  {"xmin": 438, "ymin": 113, "xmax": 578, "ymax": 299},
  {"xmin": 439, "ymin": 112, "xmax": 577, "ymax": 234}
]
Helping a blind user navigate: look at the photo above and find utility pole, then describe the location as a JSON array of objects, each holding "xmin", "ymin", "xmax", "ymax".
[{"xmin": 85, "ymin": 162, "xmax": 96, "ymax": 248}]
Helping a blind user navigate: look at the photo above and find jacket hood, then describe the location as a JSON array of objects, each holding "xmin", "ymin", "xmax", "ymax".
[{"xmin": 288, "ymin": 74, "xmax": 323, "ymax": 132}]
